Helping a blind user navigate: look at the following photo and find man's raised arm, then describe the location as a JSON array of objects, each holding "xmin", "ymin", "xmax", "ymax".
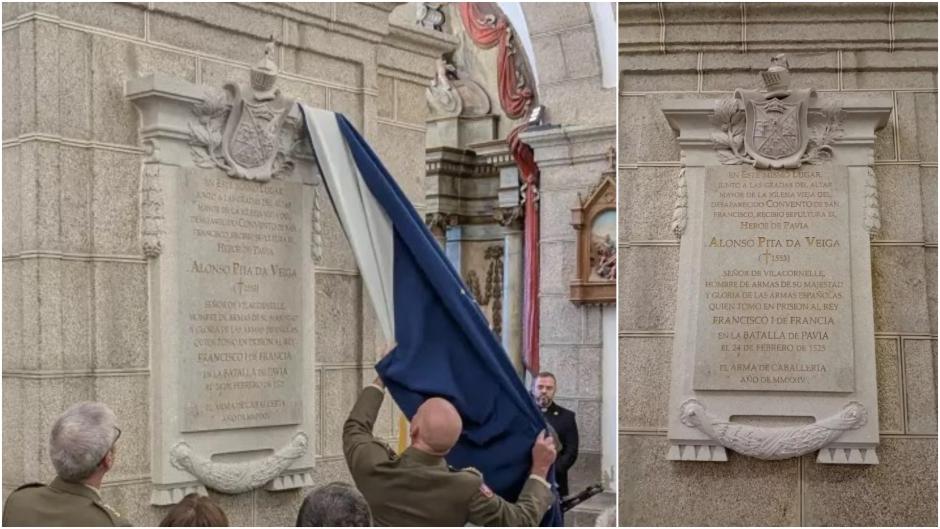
[{"xmin": 343, "ymin": 375, "xmax": 394, "ymax": 474}]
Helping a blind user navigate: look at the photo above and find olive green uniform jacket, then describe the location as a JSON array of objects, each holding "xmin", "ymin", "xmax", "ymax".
[
  {"xmin": 344, "ymin": 385, "xmax": 555, "ymax": 527},
  {"xmin": 3, "ymin": 477, "xmax": 132, "ymax": 527}
]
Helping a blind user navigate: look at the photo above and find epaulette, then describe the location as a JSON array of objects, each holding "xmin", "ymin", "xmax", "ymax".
[
  {"xmin": 457, "ymin": 466, "xmax": 482, "ymax": 476},
  {"xmin": 12, "ymin": 482, "xmax": 44, "ymax": 492},
  {"xmin": 93, "ymin": 500, "xmax": 125, "ymax": 526}
]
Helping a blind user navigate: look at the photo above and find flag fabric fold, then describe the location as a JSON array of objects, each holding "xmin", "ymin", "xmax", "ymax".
[{"xmin": 300, "ymin": 106, "xmax": 561, "ymax": 526}]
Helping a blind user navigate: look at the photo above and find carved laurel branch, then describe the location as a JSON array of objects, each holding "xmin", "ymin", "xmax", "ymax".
[
  {"xmin": 864, "ymin": 166, "xmax": 881, "ymax": 239},
  {"xmin": 679, "ymin": 399, "xmax": 867, "ymax": 460},
  {"xmin": 670, "ymin": 167, "xmax": 688, "ymax": 239},
  {"xmin": 711, "ymin": 98, "xmax": 751, "ymax": 165},
  {"xmin": 189, "ymin": 88, "xmax": 232, "ymax": 173},
  {"xmin": 801, "ymin": 101, "xmax": 844, "ymax": 164},
  {"xmin": 169, "ymin": 432, "xmax": 308, "ymax": 494}
]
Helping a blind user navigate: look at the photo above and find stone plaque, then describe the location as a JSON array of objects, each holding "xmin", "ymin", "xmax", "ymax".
[
  {"xmin": 178, "ymin": 171, "xmax": 304, "ymax": 431},
  {"xmin": 694, "ymin": 165, "xmax": 853, "ymax": 392},
  {"xmin": 660, "ymin": 80, "xmax": 891, "ymax": 464},
  {"xmin": 128, "ymin": 70, "xmax": 319, "ymax": 503}
]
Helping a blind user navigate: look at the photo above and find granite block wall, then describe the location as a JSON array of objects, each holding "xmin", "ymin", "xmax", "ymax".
[
  {"xmin": 618, "ymin": 3, "xmax": 937, "ymax": 526},
  {"xmin": 1, "ymin": 2, "xmax": 447, "ymax": 524}
]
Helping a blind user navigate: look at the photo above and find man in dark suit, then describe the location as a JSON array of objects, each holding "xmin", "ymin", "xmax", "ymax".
[{"xmin": 532, "ymin": 371, "xmax": 579, "ymax": 498}]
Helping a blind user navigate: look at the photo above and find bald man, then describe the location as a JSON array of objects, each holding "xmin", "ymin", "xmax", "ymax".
[{"xmin": 343, "ymin": 375, "xmax": 557, "ymax": 526}]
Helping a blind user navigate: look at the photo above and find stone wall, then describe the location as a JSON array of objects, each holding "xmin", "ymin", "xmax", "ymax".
[
  {"xmin": 618, "ymin": 2, "xmax": 937, "ymax": 526},
  {"xmin": 1, "ymin": 2, "xmax": 448, "ymax": 525},
  {"xmin": 521, "ymin": 2, "xmax": 617, "ymax": 492}
]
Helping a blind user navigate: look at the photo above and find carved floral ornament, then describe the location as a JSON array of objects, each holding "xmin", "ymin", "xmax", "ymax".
[{"xmin": 569, "ymin": 171, "xmax": 616, "ymax": 305}]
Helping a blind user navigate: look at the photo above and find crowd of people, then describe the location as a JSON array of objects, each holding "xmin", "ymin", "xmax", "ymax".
[{"xmin": 2, "ymin": 366, "xmax": 601, "ymax": 527}]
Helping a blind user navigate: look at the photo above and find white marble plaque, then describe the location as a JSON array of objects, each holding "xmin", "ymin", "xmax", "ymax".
[
  {"xmin": 178, "ymin": 171, "xmax": 304, "ymax": 431},
  {"xmin": 694, "ymin": 165, "xmax": 853, "ymax": 392}
]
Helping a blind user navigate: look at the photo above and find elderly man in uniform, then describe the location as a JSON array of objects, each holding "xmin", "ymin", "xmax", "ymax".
[
  {"xmin": 3, "ymin": 401, "xmax": 131, "ymax": 526},
  {"xmin": 343, "ymin": 349, "xmax": 557, "ymax": 526},
  {"xmin": 532, "ymin": 372, "xmax": 579, "ymax": 499}
]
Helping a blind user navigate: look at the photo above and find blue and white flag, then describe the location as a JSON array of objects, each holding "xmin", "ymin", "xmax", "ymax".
[{"xmin": 301, "ymin": 106, "xmax": 562, "ymax": 526}]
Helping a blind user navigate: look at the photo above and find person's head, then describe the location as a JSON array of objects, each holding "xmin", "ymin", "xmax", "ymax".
[
  {"xmin": 532, "ymin": 372, "xmax": 557, "ymax": 409},
  {"xmin": 409, "ymin": 397, "xmax": 462, "ymax": 456},
  {"xmin": 159, "ymin": 493, "xmax": 229, "ymax": 527},
  {"xmin": 49, "ymin": 402, "xmax": 120, "ymax": 484},
  {"xmin": 296, "ymin": 482, "xmax": 371, "ymax": 527}
]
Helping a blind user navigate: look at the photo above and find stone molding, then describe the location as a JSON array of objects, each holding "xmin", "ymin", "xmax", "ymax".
[{"xmin": 519, "ymin": 124, "xmax": 617, "ymax": 168}]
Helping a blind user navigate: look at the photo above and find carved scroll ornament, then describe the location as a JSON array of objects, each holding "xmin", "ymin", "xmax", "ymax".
[
  {"xmin": 679, "ymin": 399, "xmax": 867, "ymax": 460},
  {"xmin": 169, "ymin": 432, "xmax": 309, "ymax": 494}
]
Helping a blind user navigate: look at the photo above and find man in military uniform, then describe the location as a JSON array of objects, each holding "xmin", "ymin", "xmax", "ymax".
[
  {"xmin": 532, "ymin": 372, "xmax": 579, "ymax": 498},
  {"xmin": 344, "ymin": 369, "xmax": 557, "ymax": 526},
  {"xmin": 3, "ymin": 402, "xmax": 132, "ymax": 526}
]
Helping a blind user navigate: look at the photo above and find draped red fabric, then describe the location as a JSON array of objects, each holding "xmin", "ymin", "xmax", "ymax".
[
  {"xmin": 460, "ymin": 2, "xmax": 541, "ymax": 376},
  {"xmin": 509, "ymin": 125, "xmax": 540, "ymax": 376},
  {"xmin": 458, "ymin": 3, "xmax": 532, "ymax": 119}
]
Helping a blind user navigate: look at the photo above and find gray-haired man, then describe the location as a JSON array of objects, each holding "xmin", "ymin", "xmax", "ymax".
[
  {"xmin": 3, "ymin": 402, "xmax": 132, "ymax": 526},
  {"xmin": 296, "ymin": 481, "xmax": 372, "ymax": 526}
]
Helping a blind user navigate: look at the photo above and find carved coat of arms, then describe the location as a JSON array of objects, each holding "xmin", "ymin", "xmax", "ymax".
[
  {"xmin": 221, "ymin": 43, "xmax": 294, "ymax": 181},
  {"xmin": 734, "ymin": 55, "xmax": 814, "ymax": 169},
  {"xmin": 190, "ymin": 42, "xmax": 300, "ymax": 182}
]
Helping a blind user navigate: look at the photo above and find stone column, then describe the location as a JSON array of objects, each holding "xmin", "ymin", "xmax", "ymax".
[
  {"xmin": 600, "ymin": 305, "xmax": 617, "ymax": 488},
  {"xmin": 496, "ymin": 202, "xmax": 525, "ymax": 376}
]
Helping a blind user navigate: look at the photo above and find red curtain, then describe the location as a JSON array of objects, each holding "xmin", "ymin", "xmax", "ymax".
[
  {"xmin": 460, "ymin": 3, "xmax": 540, "ymax": 376},
  {"xmin": 458, "ymin": 3, "xmax": 533, "ymax": 120}
]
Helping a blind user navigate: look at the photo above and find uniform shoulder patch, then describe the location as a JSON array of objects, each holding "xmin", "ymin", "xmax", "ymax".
[{"xmin": 478, "ymin": 482, "xmax": 494, "ymax": 498}]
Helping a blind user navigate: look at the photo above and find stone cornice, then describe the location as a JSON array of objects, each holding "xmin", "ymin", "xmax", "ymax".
[{"xmin": 519, "ymin": 124, "xmax": 617, "ymax": 167}]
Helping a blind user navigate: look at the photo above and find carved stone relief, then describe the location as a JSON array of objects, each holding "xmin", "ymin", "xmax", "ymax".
[
  {"xmin": 465, "ymin": 245, "xmax": 504, "ymax": 338},
  {"xmin": 427, "ymin": 28, "xmax": 492, "ymax": 120},
  {"xmin": 169, "ymin": 432, "xmax": 309, "ymax": 494},
  {"xmin": 711, "ymin": 55, "xmax": 844, "ymax": 169},
  {"xmin": 189, "ymin": 42, "xmax": 304, "ymax": 181},
  {"xmin": 417, "ymin": 3, "xmax": 446, "ymax": 31},
  {"xmin": 494, "ymin": 205, "xmax": 523, "ymax": 228},
  {"xmin": 679, "ymin": 399, "xmax": 868, "ymax": 461},
  {"xmin": 425, "ymin": 212, "xmax": 459, "ymax": 236}
]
